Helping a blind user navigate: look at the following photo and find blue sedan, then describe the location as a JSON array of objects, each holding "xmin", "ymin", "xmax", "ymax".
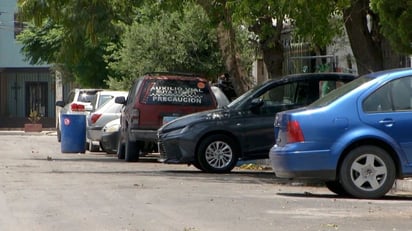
[{"xmin": 269, "ymin": 68, "xmax": 412, "ymax": 199}]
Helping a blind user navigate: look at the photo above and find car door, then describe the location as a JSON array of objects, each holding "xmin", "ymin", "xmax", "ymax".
[
  {"xmin": 360, "ymin": 76, "xmax": 412, "ymax": 164},
  {"xmin": 239, "ymin": 80, "xmax": 313, "ymax": 158}
]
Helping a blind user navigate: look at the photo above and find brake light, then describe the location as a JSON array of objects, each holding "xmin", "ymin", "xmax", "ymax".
[
  {"xmin": 287, "ymin": 120, "xmax": 304, "ymax": 143},
  {"xmin": 71, "ymin": 103, "xmax": 85, "ymax": 111},
  {"xmin": 90, "ymin": 114, "xmax": 102, "ymax": 124},
  {"xmin": 130, "ymin": 109, "xmax": 140, "ymax": 126}
]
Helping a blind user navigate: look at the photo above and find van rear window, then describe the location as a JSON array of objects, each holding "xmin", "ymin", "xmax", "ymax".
[{"xmin": 140, "ymin": 79, "xmax": 213, "ymax": 106}]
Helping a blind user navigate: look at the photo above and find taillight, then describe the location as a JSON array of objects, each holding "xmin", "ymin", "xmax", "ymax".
[
  {"xmin": 90, "ymin": 114, "xmax": 102, "ymax": 124},
  {"xmin": 71, "ymin": 103, "xmax": 85, "ymax": 111},
  {"xmin": 130, "ymin": 109, "xmax": 140, "ymax": 126},
  {"xmin": 287, "ymin": 120, "xmax": 304, "ymax": 143}
]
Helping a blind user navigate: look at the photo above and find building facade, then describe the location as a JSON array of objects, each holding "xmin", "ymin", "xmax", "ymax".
[{"xmin": 0, "ymin": 0, "xmax": 55, "ymax": 128}]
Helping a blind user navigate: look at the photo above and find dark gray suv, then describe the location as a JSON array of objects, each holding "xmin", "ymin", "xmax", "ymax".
[{"xmin": 157, "ymin": 73, "xmax": 356, "ymax": 173}]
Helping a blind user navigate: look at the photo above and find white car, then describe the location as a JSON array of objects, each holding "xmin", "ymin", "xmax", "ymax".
[
  {"xmin": 55, "ymin": 88, "xmax": 102, "ymax": 142},
  {"xmin": 86, "ymin": 91, "xmax": 128, "ymax": 152}
]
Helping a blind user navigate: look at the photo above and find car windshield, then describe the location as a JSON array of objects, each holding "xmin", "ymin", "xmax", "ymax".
[
  {"xmin": 227, "ymin": 85, "xmax": 260, "ymax": 109},
  {"xmin": 311, "ymin": 76, "xmax": 372, "ymax": 107}
]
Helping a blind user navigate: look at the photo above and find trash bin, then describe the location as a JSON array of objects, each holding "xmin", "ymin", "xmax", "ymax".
[{"xmin": 61, "ymin": 114, "xmax": 86, "ymax": 153}]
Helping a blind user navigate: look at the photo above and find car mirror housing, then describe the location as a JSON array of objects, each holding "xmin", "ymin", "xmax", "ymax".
[
  {"xmin": 249, "ymin": 98, "xmax": 263, "ymax": 109},
  {"xmin": 55, "ymin": 100, "xmax": 65, "ymax": 107},
  {"xmin": 115, "ymin": 96, "xmax": 126, "ymax": 105}
]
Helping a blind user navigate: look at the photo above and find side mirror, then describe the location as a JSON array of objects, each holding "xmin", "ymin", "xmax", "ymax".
[
  {"xmin": 55, "ymin": 100, "xmax": 65, "ymax": 107},
  {"xmin": 249, "ymin": 98, "xmax": 264, "ymax": 109},
  {"xmin": 249, "ymin": 98, "xmax": 264, "ymax": 114},
  {"xmin": 115, "ymin": 96, "xmax": 126, "ymax": 105}
]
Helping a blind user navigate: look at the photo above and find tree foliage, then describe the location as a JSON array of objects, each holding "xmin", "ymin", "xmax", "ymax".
[
  {"xmin": 17, "ymin": 0, "xmax": 139, "ymax": 87},
  {"xmin": 107, "ymin": 2, "xmax": 226, "ymax": 89},
  {"xmin": 371, "ymin": 0, "xmax": 412, "ymax": 54}
]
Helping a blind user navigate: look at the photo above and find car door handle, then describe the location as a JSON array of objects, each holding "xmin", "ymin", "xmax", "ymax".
[{"xmin": 379, "ymin": 118, "xmax": 394, "ymax": 127}]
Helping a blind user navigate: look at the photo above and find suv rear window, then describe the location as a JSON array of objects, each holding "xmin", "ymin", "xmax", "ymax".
[{"xmin": 139, "ymin": 79, "xmax": 213, "ymax": 106}]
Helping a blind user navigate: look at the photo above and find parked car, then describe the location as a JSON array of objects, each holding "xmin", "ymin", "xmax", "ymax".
[
  {"xmin": 269, "ymin": 68, "xmax": 412, "ymax": 199},
  {"xmin": 115, "ymin": 72, "xmax": 221, "ymax": 162},
  {"xmin": 86, "ymin": 91, "xmax": 128, "ymax": 152},
  {"xmin": 55, "ymin": 88, "xmax": 102, "ymax": 142},
  {"xmin": 157, "ymin": 73, "xmax": 356, "ymax": 173},
  {"xmin": 91, "ymin": 90, "xmax": 127, "ymax": 112},
  {"xmin": 100, "ymin": 118, "xmax": 121, "ymax": 154}
]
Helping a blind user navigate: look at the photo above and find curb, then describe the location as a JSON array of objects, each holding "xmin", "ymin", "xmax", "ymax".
[
  {"xmin": 395, "ymin": 179, "xmax": 412, "ymax": 192},
  {"xmin": 0, "ymin": 131, "xmax": 57, "ymax": 136}
]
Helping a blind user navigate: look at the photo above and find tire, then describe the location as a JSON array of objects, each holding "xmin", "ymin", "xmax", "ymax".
[
  {"xmin": 117, "ymin": 130, "xmax": 125, "ymax": 159},
  {"xmin": 57, "ymin": 122, "xmax": 61, "ymax": 142},
  {"xmin": 89, "ymin": 142, "xmax": 100, "ymax": 152},
  {"xmin": 339, "ymin": 145, "xmax": 396, "ymax": 199},
  {"xmin": 117, "ymin": 142, "xmax": 125, "ymax": 159},
  {"xmin": 191, "ymin": 160, "xmax": 203, "ymax": 171},
  {"xmin": 325, "ymin": 180, "xmax": 348, "ymax": 197},
  {"xmin": 125, "ymin": 134, "xmax": 139, "ymax": 162},
  {"xmin": 197, "ymin": 134, "xmax": 238, "ymax": 173},
  {"xmin": 101, "ymin": 142, "xmax": 116, "ymax": 154}
]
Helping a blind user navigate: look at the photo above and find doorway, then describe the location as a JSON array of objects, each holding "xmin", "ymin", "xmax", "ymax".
[{"xmin": 25, "ymin": 82, "xmax": 48, "ymax": 117}]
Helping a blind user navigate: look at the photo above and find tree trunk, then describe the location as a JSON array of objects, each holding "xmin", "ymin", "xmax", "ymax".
[
  {"xmin": 215, "ymin": 22, "xmax": 250, "ymax": 95},
  {"xmin": 197, "ymin": 0, "xmax": 250, "ymax": 95},
  {"xmin": 343, "ymin": 0, "xmax": 386, "ymax": 75},
  {"xmin": 249, "ymin": 17, "xmax": 284, "ymax": 79}
]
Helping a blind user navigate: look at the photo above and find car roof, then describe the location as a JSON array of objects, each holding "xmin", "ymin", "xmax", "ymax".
[
  {"xmin": 256, "ymin": 72, "xmax": 356, "ymax": 88},
  {"xmin": 363, "ymin": 67, "xmax": 412, "ymax": 79}
]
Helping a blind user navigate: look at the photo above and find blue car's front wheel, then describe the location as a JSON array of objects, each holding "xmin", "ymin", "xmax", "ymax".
[{"xmin": 339, "ymin": 145, "xmax": 396, "ymax": 199}]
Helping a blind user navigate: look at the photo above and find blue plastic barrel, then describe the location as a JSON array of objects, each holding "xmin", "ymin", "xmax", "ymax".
[{"xmin": 61, "ymin": 114, "xmax": 86, "ymax": 153}]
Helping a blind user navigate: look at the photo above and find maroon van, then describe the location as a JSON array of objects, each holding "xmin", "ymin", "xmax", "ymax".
[{"xmin": 115, "ymin": 72, "xmax": 218, "ymax": 162}]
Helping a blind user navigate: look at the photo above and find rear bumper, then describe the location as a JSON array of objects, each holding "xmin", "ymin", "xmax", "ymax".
[
  {"xmin": 87, "ymin": 126, "xmax": 103, "ymax": 141},
  {"xmin": 130, "ymin": 129, "xmax": 157, "ymax": 142},
  {"xmin": 269, "ymin": 145, "xmax": 336, "ymax": 180}
]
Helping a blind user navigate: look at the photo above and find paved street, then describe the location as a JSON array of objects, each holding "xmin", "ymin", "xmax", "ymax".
[{"xmin": 1, "ymin": 133, "xmax": 412, "ymax": 231}]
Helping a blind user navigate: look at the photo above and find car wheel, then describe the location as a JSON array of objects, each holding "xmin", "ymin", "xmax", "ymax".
[
  {"xmin": 89, "ymin": 142, "xmax": 100, "ymax": 152},
  {"xmin": 339, "ymin": 145, "xmax": 396, "ymax": 199},
  {"xmin": 117, "ymin": 142, "xmax": 125, "ymax": 159},
  {"xmin": 57, "ymin": 122, "xmax": 61, "ymax": 142},
  {"xmin": 191, "ymin": 160, "xmax": 203, "ymax": 171},
  {"xmin": 325, "ymin": 180, "xmax": 348, "ymax": 197},
  {"xmin": 125, "ymin": 135, "xmax": 139, "ymax": 162},
  {"xmin": 197, "ymin": 134, "xmax": 238, "ymax": 173}
]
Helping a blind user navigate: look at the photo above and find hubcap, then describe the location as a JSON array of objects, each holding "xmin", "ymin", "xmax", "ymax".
[
  {"xmin": 205, "ymin": 141, "xmax": 233, "ymax": 169},
  {"xmin": 350, "ymin": 154, "xmax": 387, "ymax": 191}
]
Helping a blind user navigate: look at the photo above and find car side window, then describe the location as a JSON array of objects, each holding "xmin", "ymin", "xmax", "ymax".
[
  {"xmin": 363, "ymin": 84, "xmax": 392, "ymax": 112},
  {"xmin": 255, "ymin": 83, "xmax": 297, "ymax": 115},
  {"xmin": 363, "ymin": 76, "xmax": 412, "ymax": 113},
  {"xmin": 295, "ymin": 81, "xmax": 318, "ymax": 105},
  {"xmin": 391, "ymin": 77, "xmax": 412, "ymax": 111},
  {"xmin": 127, "ymin": 80, "xmax": 141, "ymax": 105}
]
